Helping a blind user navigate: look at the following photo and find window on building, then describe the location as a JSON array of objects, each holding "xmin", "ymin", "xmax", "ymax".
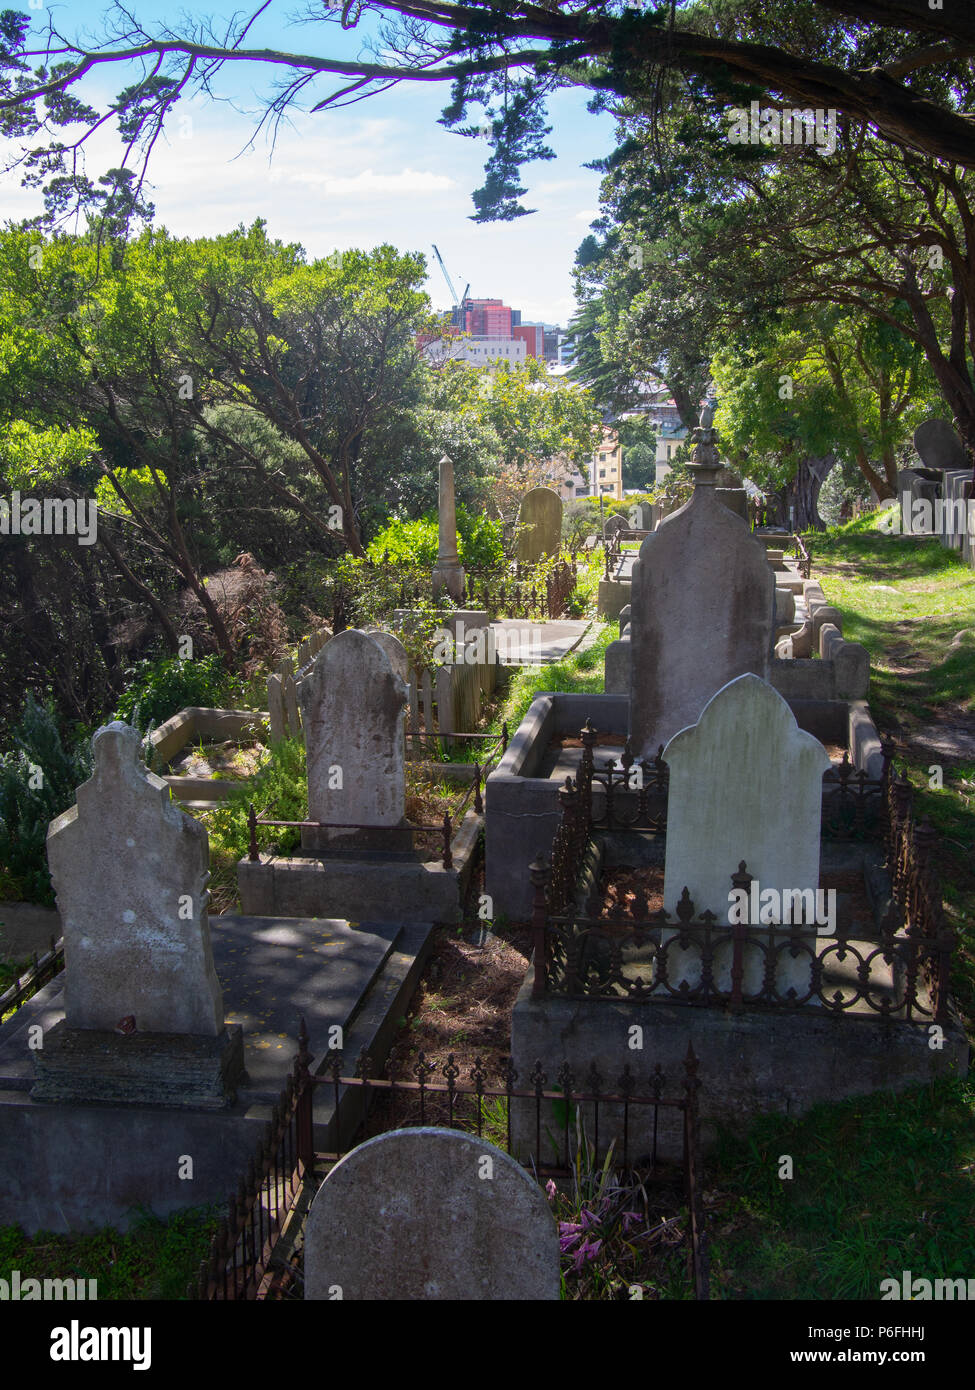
[{"xmin": 599, "ymin": 469, "xmax": 606, "ymax": 478}]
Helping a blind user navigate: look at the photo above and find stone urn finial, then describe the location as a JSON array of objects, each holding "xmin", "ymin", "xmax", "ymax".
[{"xmin": 687, "ymin": 399, "xmax": 721, "ymax": 486}]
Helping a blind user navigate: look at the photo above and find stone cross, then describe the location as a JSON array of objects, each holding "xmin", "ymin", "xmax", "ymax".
[
  {"xmin": 46, "ymin": 722, "xmax": 224, "ymax": 1036},
  {"xmin": 300, "ymin": 629, "xmax": 408, "ymax": 831},
  {"xmin": 304, "ymin": 1128, "xmax": 560, "ymax": 1300},
  {"xmin": 628, "ymin": 473, "xmax": 775, "ymax": 758},
  {"xmin": 432, "ymin": 454, "xmax": 466, "ymax": 604}
]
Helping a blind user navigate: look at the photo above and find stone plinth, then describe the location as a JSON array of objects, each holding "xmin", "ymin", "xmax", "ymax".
[{"xmin": 31, "ymin": 1020, "xmax": 244, "ymax": 1110}]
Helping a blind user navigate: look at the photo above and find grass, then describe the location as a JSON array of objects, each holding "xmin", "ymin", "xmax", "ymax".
[
  {"xmin": 0, "ymin": 1206, "xmax": 220, "ymax": 1300},
  {"xmin": 498, "ymin": 624, "xmax": 614, "ymax": 735},
  {"xmin": 811, "ymin": 512, "xmax": 975, "ymax": 1022},
  {"xmin": 708, "ymin": 1079, "xmax": 975, "ymax": 1300}
]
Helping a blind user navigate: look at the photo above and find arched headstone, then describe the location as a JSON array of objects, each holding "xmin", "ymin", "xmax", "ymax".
[
  {"xmin": 304, "ymin": 1128, "xmax": 560, "ymax": 1300},
  {"xmin": 515, "ymin": 487, "xmax": 563, "ymax": 563}
]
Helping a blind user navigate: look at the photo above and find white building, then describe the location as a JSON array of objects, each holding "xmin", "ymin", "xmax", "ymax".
[{"xmin": 422, "ymin": 335, "xmax": 527, "ymax": 367}]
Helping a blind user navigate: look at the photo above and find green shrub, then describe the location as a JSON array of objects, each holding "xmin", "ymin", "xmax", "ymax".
[
  {"xmin": 204, "ymin": 737, "xmax": 308, "ymax": 862},
  {"xmin": 114, "ymin": 655, "xmax": 240, "ymax": 734},
  {"xmin": 367, "ymin": 506, "xmax": 504, "ymax": 570},
  {"xmin": 0, "ymin": 696, "xmax": 93, "ymax": 905}
]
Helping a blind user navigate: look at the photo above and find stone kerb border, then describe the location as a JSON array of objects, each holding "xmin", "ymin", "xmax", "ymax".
[
  {"xmin": 485, "ymin": 692, "xmax": 629, "ymax": 920},
  {"xmin": 150, "ymin": 707, "xmax": 268, "ymax": 775}
]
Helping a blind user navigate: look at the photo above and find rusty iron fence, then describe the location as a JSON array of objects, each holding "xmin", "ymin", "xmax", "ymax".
[
  {"xmin": 195, "ymin": 1023, "xmax": 708, "ymax": 1300},
  {"xmin": 466, "ymin": 559, "xmax": 576, "ymax": 619},
  {"xmin": 547, "ymin": 721, "xmax": 895, "ymax": 914},
  {"xmin": 0, "ymin": 936, "xmax": 63, "ymax": 1019},
  {"xmin": 534, "ymin": 722, "xmax": 953, "ymax": 1022}
]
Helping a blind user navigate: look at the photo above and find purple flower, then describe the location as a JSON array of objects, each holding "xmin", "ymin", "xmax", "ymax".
[
  {"xmin": 545, "ymin": 1179, "xmax": 557, "ymax": 1202},
  {"xmin": 579, "ymin": 1208, "xmax": 599, "ymax": 1230},
  {"xmin": 570, "ymin": 1238, "xmax": 603, "ymax": 1272},
  {"xmin": 559, "ymin": 1230, "xmax": 583, "ymax": 1254},
  {"xmin": 621, "ymin": 1211, "xmax": 642, "ymax": 1234}
]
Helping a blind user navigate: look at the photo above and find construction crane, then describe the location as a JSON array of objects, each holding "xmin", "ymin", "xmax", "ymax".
[{"xmin": 431, "ymin": 244, "xmax": 469, "ymax": 326}]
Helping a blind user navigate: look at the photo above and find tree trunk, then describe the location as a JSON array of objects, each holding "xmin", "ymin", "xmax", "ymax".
[{"xmin": 776, "ymin": 454, "xmax": 835, "ymax": 531}]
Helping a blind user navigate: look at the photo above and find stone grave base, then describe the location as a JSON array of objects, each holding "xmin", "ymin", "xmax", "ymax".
[
  {"xmin": 300, "ymin": 822, "xmax": 415, "ymax": 855},
  {"xmin": 238, "ymin": 853, "xmax": 462, "ymax": 923},
  {"xmin": 239, "ymin": 809, "xmax": 481, "ymax": 924},
  {"xmin": 0, "ymin": 918, "xmax": 435, "ymax": 1231},
  {"xmin": 31, "ymin": 1021, "xmax": 245, "ymax": 1110},
  {"xmin": 509, "ymin": 973, "xmax": 969, "ymax": 1163}
]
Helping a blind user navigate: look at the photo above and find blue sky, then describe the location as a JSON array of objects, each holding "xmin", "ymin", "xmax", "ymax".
[{"xmin": 0, "ymin": 0, "xmax": 618, "ymax": 324}]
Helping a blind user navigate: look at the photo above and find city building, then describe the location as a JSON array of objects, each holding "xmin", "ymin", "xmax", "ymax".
[
  {"xmin": 421, "ymin": 335, "xmax": 527, "ymax": 367},
  {"xmin": 593, "ymin": 427, "xmax": 624, "ymax": 500}
]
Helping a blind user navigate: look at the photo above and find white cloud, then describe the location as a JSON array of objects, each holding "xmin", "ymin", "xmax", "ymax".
[{"xmin": 272, "ymin": 167, "xmax": 457, "ymax": 196}]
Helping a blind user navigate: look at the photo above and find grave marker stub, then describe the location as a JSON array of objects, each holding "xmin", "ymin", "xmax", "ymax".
[
  {"xmin": 304, "ymin": 1127, "xmax": 560, "ymax": 1300},
  {"xmin": 515, "ymin": 487, "xmax": 563, "ymax": 563},
  {"xmin": 629, "ymin": 476, "xmax": 774, "ymax": 758}
]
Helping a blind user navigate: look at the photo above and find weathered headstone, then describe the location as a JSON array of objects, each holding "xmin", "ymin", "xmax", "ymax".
[
  {"xmin": 266, "ymin": 673, "xmax": 285, "ymax": 745},
  {"xmin": 35, "ymin": 722, "xmax": 243, "ymax": 1106},
  {"xmin": 628, "ymin": 468, "xmax": 775, "ymax": 758},
  {"xmin": 431, "ymin": 454, "xmax": 466, "ymax": 603},
  {"xmin": 914, "ymin": 418, "xmax": 967, "ymax": 472},
  {"xmin": 283, "ymin": 673, "xmax": 300, "ymax": 738},
  {"xmin": 304, "ymin": 1128, "xmax": 560, "ymax": 1300},
  {"xmin": 363, "ymin": 628, "xmax": 409, "ymax": 684},
  {"xmin": 662, "ymin": 674, "xmax": 831, "ymax": 995},
  {"xmin": 603, "ymin": 512, "xmax": 627, "ymax": 537},
  {"xmin": 515, "ymin": 487, "xmax": 563, "ymax": 563},
  {"xmin": 299, "ymin": 629, "xmax": 408, "ymax": 850}
]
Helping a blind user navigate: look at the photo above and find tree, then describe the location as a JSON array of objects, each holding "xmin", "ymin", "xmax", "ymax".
[{"xmin": 1, "ymin": 1, "xmax": 974, "ymax": 238}]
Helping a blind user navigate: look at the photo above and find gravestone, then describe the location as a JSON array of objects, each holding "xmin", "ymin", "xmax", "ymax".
[
  {"xmin": 304, "ymin": 1128, "xmax": 559, "ymax": 1300},
  {"xmin": 628, "ymin": 502, "xmax": 653, "ymax": 531},
  {"xmin": 299, "ymin": 629, "xmax": 408, "ymax": 851},
  {"xmin": 662, "ymin": 674, "xmax": 831, "ymax": 996},
  {"xmin": 914, "ymin": 418, "xmax": 967, "ymax": 472},
  {"xmin": 603, "ymin": 512, "xmax": 627, "ymax": 537},
  {"xmin": 282, "ymin": 672, "xmax": 300, "ymax": 738},
  {"xmin": 363, "ymin": 628, "xmax": 410, "ymax": 684},
  {"xmin": 35, "ymin": 722, "xmax": 243, "ymax": 1106},
  {"xmin": 431, "ymin": 454, "xmax": 466, "ymax": 603},
  {"xmin": 515, "ymin": 487, "xmax": 562, "ymax": 563},
  {"xmin": 628, "ymin": 465, "xmax": 774, "ymax": 758},
  {"xmin": 266, "ymin": 673, "xmax": 285, "ymax": 744}
]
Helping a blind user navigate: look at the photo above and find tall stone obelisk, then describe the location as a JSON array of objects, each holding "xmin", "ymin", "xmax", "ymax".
[{"xmin": 432, "ymin": 454, "xmax": 466, "ymax": 603}]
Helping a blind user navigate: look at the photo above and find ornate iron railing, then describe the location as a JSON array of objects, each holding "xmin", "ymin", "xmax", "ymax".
[
  {"xmin": 195, "ymin": 1023, "xmax": 708, "ymax": 1300},
  {"xmin": 547, "ymin": 722, "xmax": 894, "ymax": 906},
  {"xmin": 536, "ymin": 722, "xmax": 953, "ymax": 1022}
]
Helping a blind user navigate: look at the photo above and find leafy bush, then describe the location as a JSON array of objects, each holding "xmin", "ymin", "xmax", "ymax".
[
  {"xmin": 203, "ymin": 737, "xmax": 308, "ymax": 864},
  {"xmin": 114, "ymin": 655, "xmax": 240, "ymax": 734},
  {"xmin": 367, "ymin": 506, "xmax": 504, "ymax": 570},
  {"xmin": 0, "ymin": 696, "xmax": 94, "ymax": 905}
]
